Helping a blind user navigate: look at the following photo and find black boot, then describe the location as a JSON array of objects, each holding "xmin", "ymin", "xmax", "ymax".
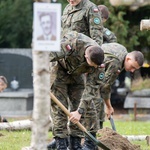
[
  {"xmin": 68, "ymin": 135, "xmax": 82, "ymax": 150},
  {"xmin": 100, "ymin": 121, "xmax": 103, "ymax": 129},
  {"xmin": 55, "ymin": 137, "xmax": 68, "ymax": 150},
  {"xmin": 47, "ymin": 138, "xmax": 69, "ymax": 150},
  {"xmin": 47, "ymin": 139, "xmax": 56, "ymax": 150},
  {"xmin": 82, "ymin": 133, "xmax": 98, "ymax": 150}
]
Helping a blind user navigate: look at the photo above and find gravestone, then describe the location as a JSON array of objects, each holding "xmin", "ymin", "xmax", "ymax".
[{"xmin": 0, "ymin": 49, "xmax": 33, "ymax": 117}]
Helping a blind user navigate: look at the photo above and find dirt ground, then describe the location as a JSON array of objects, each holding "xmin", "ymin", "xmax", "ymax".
[
  {"xmin": 48, "ymin": 127, "xmax": 141, "ymax": 150},
  {"xmin": 97, "ymin": 127, "xmax": 141, "ymax": 150}
]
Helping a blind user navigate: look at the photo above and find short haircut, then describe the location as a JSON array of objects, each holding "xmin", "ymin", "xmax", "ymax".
[
  {"xmin": 89, "ymin": 46, "xmax": 104, "ymax": 66},
  {"xmin": 39, "ymin": 12, "xmax": 52, "ymax": 21},
  {"xmin": 0, "ymin": 76, "xmax": 8, "ymax": 85},
  {"xmin": 98, "ymin": 5, "xmax": 109, "ymax": 20},
  {"xmin": 131, "ymin": 51, "xmax": 144, "ymax": 67}
]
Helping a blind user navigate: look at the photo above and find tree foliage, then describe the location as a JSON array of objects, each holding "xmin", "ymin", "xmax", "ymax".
[
  {"xmin": 0, "ymin": 0, "xmax": 150, "ymax": 61},
  {"xmin": 0, "ymin": 0, "xmax": 33, "ymax": 48}
]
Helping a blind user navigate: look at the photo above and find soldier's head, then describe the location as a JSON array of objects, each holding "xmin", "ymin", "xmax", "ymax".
[
  {"xmin": 124, "ymin": 51, "xmax": 144, "ymax": 73},
  {"xmin": 67, "ymin": 0, "xmax": 82, "ymax": 6},
  {"xmin": 0, "ymin": 76, "xmax": 7, "ymax": 92},
  {"xmin": 98, "ymin": 5, "xmax": 109, "ymax": 23},
  {"xmin": 85, "ymin": 45, "xmax": 104, "ymax": 68}
]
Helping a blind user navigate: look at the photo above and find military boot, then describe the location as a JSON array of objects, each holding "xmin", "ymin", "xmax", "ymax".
[
  {"xmin": 47, "ymin": 139, "xmax": 56, "ymax": 150},
  {"xmin": 68, "ymin": 135, "xmax": 82, "ymax": 150},
  {"xmin": 82, "ymin": 133, "xmax": 98, "ymax": 150},
  {"xmin": 47, "ymin": 138, "xmax": 69, "ymax": 150},
  {"xmin": 55, "ymin": 137, "xmax": 68, "ymax": 150},
  {"xmin": 100, "ymin": 121, "xmax": 103, "ymax": 129}
]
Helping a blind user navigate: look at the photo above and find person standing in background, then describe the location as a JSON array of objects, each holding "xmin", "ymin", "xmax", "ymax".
[
  {"xmin": 0, "ymin": 76, "xmax": 8, "ymax": 123},
  {"xmin": 98, "ymin": 5, "xmax": 117, "ymax": 43}
]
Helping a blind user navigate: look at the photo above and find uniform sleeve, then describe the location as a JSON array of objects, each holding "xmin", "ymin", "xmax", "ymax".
[
  {"xmin": 49, "ymin": 32, "xmax": 78, "ymax": 62},
  {"xmin": 100, "ymin": 58, "xmax": 121, "ymax": 100},
  {"xmin": 78, "ymin": 68, "xmax": 105, "ymax": 113},
  {"xmin": 87, "ymin": 6, "xmax": 104, "ymax": 45},
  {"xmin": 103, "ymin": 28, "xmax": 117, "ymax": 43}
]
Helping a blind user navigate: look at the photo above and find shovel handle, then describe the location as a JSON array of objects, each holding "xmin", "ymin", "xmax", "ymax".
[
  {"xmin": 50, "ymin": 92, "xmax": 87, "ymax": 132},
  {"xmin": 50, "ymin": 92, "xmax": 110, "ymax": 150}
]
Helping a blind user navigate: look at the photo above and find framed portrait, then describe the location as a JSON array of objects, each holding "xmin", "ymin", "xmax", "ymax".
[{"xmin": 33, "ymin": 2, "xmax": 61, "ymax": 51}]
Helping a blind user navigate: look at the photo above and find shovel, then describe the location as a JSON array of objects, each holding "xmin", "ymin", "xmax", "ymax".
[
  {"xmin": 109, "ymin": 115, "xmax": 116, "ymax": 131},
  {"xmin": 50, "ymin": 92, "xmax": 110, "ymax": 150}
]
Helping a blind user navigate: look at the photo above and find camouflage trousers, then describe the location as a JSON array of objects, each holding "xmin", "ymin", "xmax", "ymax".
[
  {"xmin": 83, "ymin": 100, "xmax": 99, "ymax": 133},
  {"xmin": 50, "ymin": 64, "xmax": 85, "ymax": 138},
  {"xmin": 95, "ymin": 97, "xmax": 105, "ymax": 122},
  {"xmin": 84, "ymin": 97, "xmax": 105, "ymax": 133}
]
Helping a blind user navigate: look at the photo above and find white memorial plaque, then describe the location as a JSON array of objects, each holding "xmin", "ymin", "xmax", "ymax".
[{"xmin": 33, "ymin": 2, "xmax": 61, "ymax": 51}]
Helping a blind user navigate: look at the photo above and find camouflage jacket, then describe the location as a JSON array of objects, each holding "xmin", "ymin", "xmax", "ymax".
[
  {"xmin": 50, "ymin": 31, "xmax": 105, "ymax": 112},
  {"xmin": 61, "ymin": 0, "xmax": 103, "ymax": 45},
  {"xmin": 103, "ymin": 28, "xmax": 117, "ymax": 43},
  {"xmin": 100, "ymin": 43, "xmax": 128, "ymax": 100}
]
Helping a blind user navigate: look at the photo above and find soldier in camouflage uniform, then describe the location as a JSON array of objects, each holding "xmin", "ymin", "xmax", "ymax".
[
  {"xmin": 48, "ymin": 0, "xmax": 104, "ymax": 149},
  {"xmin": 96, "ymin": 43, "xmax": 144, "ymax": 124},
  {"xmin": 70, "ymin": 42, "xmax": 144, "ymax": 150},
  {"xmin": 98, "ymin": 5, "xmax": 117, "ymax": 129},
  {"xmin": 49, "ymin": 0, "xmax": 104, "ymax": 88},
  {"xmin": 49, "ymin": 31, "xmax": 114, "ymax": 150},
  {"xmin": 84, "ymin": 5, "xmax": 118, "ymax": 139},
  {"xmin": 98, "ymin": 5, "xmax": 117, "ymax": 43},
  {"xmin": 61, "ymin": 0, "xmax": 103, "ymax": 45}
]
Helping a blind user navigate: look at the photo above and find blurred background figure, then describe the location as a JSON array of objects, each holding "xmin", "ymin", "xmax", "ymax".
[{"xmin": 0, "ymin": 76, "xmax": 8, "ymax": 122}]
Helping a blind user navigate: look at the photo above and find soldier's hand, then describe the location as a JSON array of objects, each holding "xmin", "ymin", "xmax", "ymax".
[
  {"xmin": 105, "ymin": 106, "xmax": 114, "ymax": 119},
  {"xmin": 69, "ymin": 110, "xmax": 81, "ymax": 124}
]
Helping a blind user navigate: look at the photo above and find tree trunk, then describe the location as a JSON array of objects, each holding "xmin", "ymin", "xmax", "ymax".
[
  {"xmin": 0, "ymin": 119, "xmax": 52, "ymax": 131},
  {"xmin": 21, "ymin": 0, "xmax": 52, "ymax": 149},
  {"xmin": 0, "ymin": 120, "xmax": 31, "ymax": 131},
  {"xmin": 29, "ymin": 51, "xmax": 51, "ymax": 150},
  {"xmin": 140, "ymin": 19, "xmax": 150, "ymax": 31},
  {"xmin": 123, "ymin": 135, "xmax": 148, "ymax": 141}
]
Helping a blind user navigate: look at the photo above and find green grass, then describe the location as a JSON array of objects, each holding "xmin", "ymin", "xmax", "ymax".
[{"xmin": 0, "ymin": 120, "xmax": 150, "ymax": 150}]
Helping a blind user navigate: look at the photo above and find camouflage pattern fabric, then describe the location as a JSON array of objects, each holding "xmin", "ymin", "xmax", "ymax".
[
  {"xmin": 89, "ymin": 43, "xmax": 127, "ymax": 131},
  {"xmin": 81, "ymin": 67, "xmax": 105, "ymax": 132},
  {"xmin": 50, "ymin": 31, "xmax": 105, "ymax": 137},
  {"xmin": 103, "ymin": 27, "xmax": 117, "ymax": 43},
  {"xmin": 50, "ymin": 0, "xmax": 104, "ymax": 86},
  {"xmin": 100, "ymin": 43, "xmax": 128, "ymax": 100},
  {"xmin": 61, "ymin": 0, "xmax": 103, "ymax": 45},
  {"xmin": 51, "ymin": 65, "xmax": 85, "ymax": 138},
  {"xmin": 96, "ymin": 29, "xmax": 117, "ymax": 126},
  {"xmin": 50, "ymin": 0, "xmax": 104, "ymax": 135}
]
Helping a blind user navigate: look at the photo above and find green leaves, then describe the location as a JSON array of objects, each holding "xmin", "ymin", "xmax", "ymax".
[{"xmin": 0, "ymin": 0, "xmax": 33, "ymax": 48}]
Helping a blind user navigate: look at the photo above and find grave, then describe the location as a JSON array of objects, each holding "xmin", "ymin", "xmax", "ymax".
[
  {"xmin": 0, "ymin": 49, "xmax": 33, "ymax": 117},
  {"xmin": 0, "ymin": 89, "xmax": 33, "ymax": 117},
  {"xmin": 124, "ymin": 89, "xmax": 150, "ymax": 115}
]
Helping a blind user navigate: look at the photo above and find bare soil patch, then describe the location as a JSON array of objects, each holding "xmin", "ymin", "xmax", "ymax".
[{"xmin": 97, "ymin": 127, "xmax": 141, "ymax": 150}]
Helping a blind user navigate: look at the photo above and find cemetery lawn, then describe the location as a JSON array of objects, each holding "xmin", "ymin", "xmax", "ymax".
[{"xmin": 0, "ymin": 120, "xmax": 150, "ymax": 150}]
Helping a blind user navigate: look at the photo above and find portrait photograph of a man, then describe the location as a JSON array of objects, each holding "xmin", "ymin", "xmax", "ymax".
[
  {"xmin": 37, "ymin": 11, "xmax": 56, "ymax": 41},
  {"xmin": 33, "ymin": 2, "xmax": 61, "ymax": 51}
]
